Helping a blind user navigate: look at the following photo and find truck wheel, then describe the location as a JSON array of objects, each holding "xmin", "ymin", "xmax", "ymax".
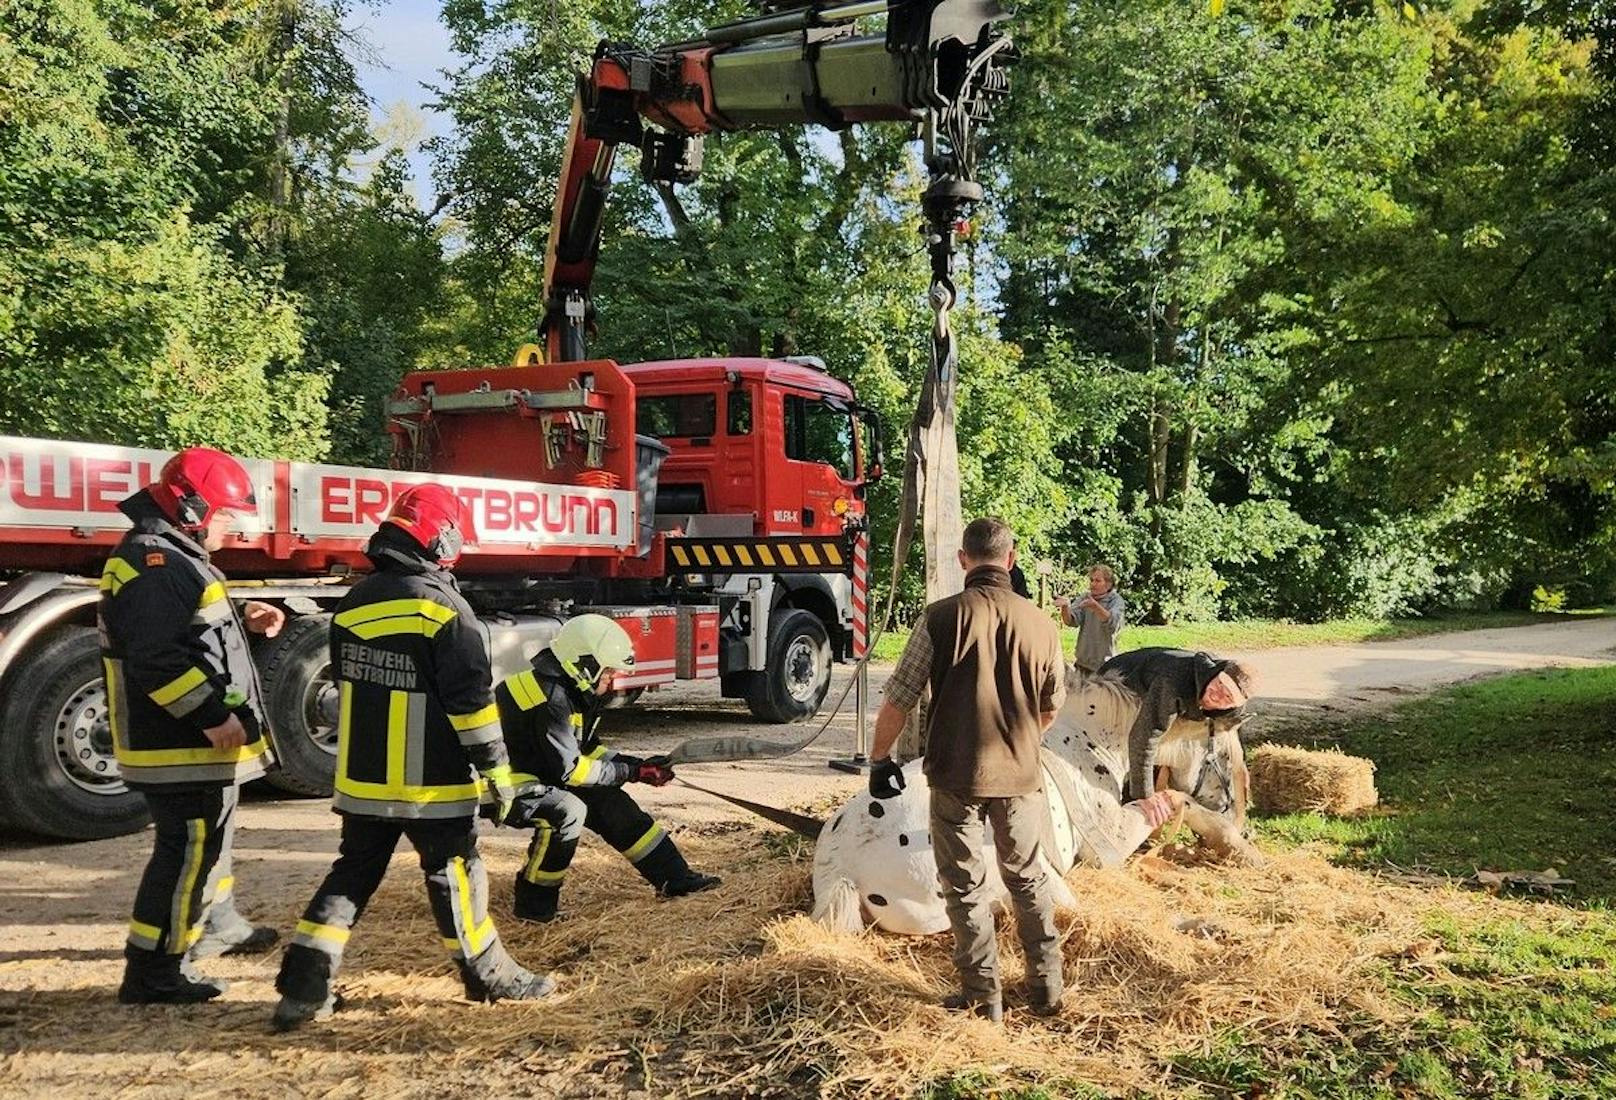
[
  {"xmin": 0, "ymin": 625, "xmax": 150, "ymax": 840},
  {"xmin": 255, "ymin": 615, "xmax": 338, "ymax": 797},
  {"xmin": 746, "ymin": 609, "xmax": 832, "ymax": 723}
]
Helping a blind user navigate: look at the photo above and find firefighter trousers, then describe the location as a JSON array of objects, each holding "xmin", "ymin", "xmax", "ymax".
[
  {"xmin": 276, "ymin": 814, "xmax": 513, "ymax": 1004},
  {"xmin": 510, "ymin": 785, "xmax": 690, "ymax": 917},
  {"xmin": 126, "ymin": 786, "xmax": 237, "ymax": 957}
]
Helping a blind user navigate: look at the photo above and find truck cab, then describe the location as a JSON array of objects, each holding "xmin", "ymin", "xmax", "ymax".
[
  {"xmin": 624, "ymin": 356, "xmax": 880, "ymax": 723},
  {"xmin": 624, "ymin": 356, "xmax": 879, "ymax": 539}
]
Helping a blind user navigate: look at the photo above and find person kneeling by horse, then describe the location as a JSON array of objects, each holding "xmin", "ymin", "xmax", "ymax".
[{"xmin": 493, "ymin": 615, "xmax": 721, "ymax": 923}]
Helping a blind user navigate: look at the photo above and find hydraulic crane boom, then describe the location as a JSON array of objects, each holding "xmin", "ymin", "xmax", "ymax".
[{"xmin": 539, "ymin": 0, "xmax": 1012, "ymax": 363}]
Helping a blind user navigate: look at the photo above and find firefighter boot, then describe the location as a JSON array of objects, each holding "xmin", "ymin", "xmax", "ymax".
[
  {"xmin": 459, "ymin": 941, "xmax": 557, "ymax": 1003},
  {"xmin": 191, "ymin": 897, "xmax": 280, "ymax": 959},
  {"xmin": 270, "ymin": 991, "xmax": 341, "ymax": 1033},
  {"xmin": 118, "ymin": 946, "xmax": 225, "ymax": 1005},
  {"xmin": 512, "ymin": 878, "xmax": 561, "ymax": 924},
  {"xmin": 635, "ymin": 836, "xmax": 723, "ymax": 898}
]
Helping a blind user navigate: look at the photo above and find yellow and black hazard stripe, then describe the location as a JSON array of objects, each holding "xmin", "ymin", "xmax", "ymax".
[{"xmin": 665, "ymin": 537, "xmax": 853, "ymax": 576}]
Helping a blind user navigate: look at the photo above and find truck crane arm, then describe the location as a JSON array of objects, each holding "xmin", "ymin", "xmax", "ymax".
[{"xmin": 540, "ymin": 0, "xmax": 1012, "ymax": 363}]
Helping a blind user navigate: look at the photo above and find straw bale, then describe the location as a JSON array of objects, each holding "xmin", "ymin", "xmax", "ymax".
[{"xmin": 1248, "ymin": 743, "xmax": 1378, "ymax": 816}]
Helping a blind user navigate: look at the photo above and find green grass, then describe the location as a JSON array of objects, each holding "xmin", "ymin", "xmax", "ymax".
[
  {"xmin": 869, "ymin": 608, "xmax": 1609, "ymax": 663},
  {"xmin": 1163, "ymin": 913, "xmax": 1616, "ymax": 1100},
  {"xmin": 915, "ymin": 666, "xmax": 1616, "ymax": 1100},
  {"xmin": 1255, "ymin": 665, "xmax": 1616, "ymax": 900}
]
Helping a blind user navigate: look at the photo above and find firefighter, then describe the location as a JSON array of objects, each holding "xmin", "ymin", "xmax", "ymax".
[
  {"xmin": 271, "ymin": 484, "xmax": 554, "ymax": 1031},
  {"xmin": 103, "ymin": 447, "xmax": 283, "ymax": 1005},
  {"xmin": 494, "ymin": 614, "xmax": 721, "ymax": 923}
]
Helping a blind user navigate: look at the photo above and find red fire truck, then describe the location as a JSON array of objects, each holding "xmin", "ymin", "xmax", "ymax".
[{"xmin": 0, "ymin": 2, "xmax": 1009, "ymax": 839}]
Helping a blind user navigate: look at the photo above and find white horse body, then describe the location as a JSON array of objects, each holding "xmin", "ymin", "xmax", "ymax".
[{"xmin": 811, "ymin": 672, "xmax": 1245, "ymax": 935}]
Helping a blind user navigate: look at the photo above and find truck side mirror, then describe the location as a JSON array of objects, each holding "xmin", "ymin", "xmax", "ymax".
[{"xmin": 857, "ymin": 405, "xmax": 885, "ymax": 484}]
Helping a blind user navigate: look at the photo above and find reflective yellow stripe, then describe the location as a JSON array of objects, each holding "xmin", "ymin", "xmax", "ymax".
[
  {"xmin": 295, "ymin": 919, "xmax": 350, "ymax": 945},
  {"xmin": 507, "ymin": 670, "xmax": 546, "ymax": 711},
  {"xmin": 528, "ymin": 869, "xmax": 567, "ymax": 884},
  {"xmin": 334, "ymin": 599, "xmax": 458, "ymax": 627},
  {"xmin": 778, "ymin": 543, "xmax": 797, "ymax": 566},
  {"xmin": 172, "ymin": 818, "xmax": 206, "ymax": 954},
  {"xmin": 523, "ymin": 824, "xmax": 553, "ymax": 884},
  {"xmin": 821, "ymin": 542, "xmax": 843, "ymax": 565},
  {"xmin": 450, "ymin": 857, "xmax": 494, "ymax": 955},
  {"xmin": 215, "ymin": 875, "xmax": 235, "ymax": 901},
  {"xmin": 346, "ymin": 617, "xmax": 449, "ymax": 640},
  {"xmin": 129, "ymin": 919, "xmax": 162, "ymax": 945},
  {"xmin": 386, "ymin": 690, "xmax": 407, "ymax": 790},
  {"xmin": 756, "ymin": 544, "xmax": 775, "ymax": 566},
  {"xmin": 336, "ymin": 681, "xmax": 352, "ymax": 784},
  {"xmin": 449, "ymin": 703, "xmax": 499, "ymax": 731},
  {"xmin": 197, "ymin": 581, "xmax": 228, "ymax": 607},
  {"xmin": 624, "ymin": 823, "xmax": 666, "ymax": 862},
  {"xmin": 735, "ymin": 544, "xmax": 754, "ymax": 567},
  {"xmin": 800, "ymin": 543, "xmax": 820, "ymax": 566},
  {"xmin": 713, "ymin": 545, "xmax": 732, "ymax": 567},
  {"xmin": 149, "ymin": 667, "xmax": 208, "ymax": 707},
  {"xmin": 334, "ymin": 776, "xmax": 482, "ymax": 803},
  {"xmin": 692, "ymin": 546, "xmax": 711, "ymax": 567},
  {"xmin": 99, "ymin": 556, "xmax": 140, "ymax": 595},
  {"xmin": 565, "ymin": 754, "xmax": 594, "ymax": 785},
  {"xmin": 117, "ymin": 739, "xmax": 267, "ymax": 767},
  {"xmin": 104, "ymin": 658, "xmax": 125, "ymax": 753},
  {"xmin": 670, "ymin": 546, "xmax": 691, "ymax": 567}
]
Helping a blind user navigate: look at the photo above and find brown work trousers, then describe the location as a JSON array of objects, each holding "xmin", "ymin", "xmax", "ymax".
[{"xmin": 929, "ymin": 787, "xmax": 1063, "ymax": 1005}]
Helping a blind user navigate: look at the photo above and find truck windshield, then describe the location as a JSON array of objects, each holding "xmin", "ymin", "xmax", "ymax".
[
  {"xmin": 637, "ymin": 393, "xmax": 717, "ymax": 439},
  {"xmin": 785, "ymin": 394, "xmax": 854, "ymax": 478}
]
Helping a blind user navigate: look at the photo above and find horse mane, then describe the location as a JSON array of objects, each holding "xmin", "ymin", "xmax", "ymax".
[
  {"xmin": 1067, "ymin": 666, "xmax": 1135, "ymax": 703},
  {"xmin": 1063, "ymin": 666, "xmax": 1140, "ymax": 727}
]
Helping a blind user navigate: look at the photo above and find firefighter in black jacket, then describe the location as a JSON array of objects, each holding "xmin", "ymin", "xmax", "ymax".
[
  {"xmin": 103, "ymin": 447, "xmax": 283, "ymax": 1004},
  {"xmin": 271, "ymin": 484, "xmax": 554, "ymax": 1032},
  {"xmin": 494, "ymin": 614, "xmax": 721, "ymax": 923}
]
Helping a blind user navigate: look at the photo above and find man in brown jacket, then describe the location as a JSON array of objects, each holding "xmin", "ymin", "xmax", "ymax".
[{"xmin": 867, "ymin": 518, "xmax": 1067, "ymax": 1022}]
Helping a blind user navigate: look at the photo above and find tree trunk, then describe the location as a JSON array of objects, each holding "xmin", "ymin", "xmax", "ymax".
[{"xmin": 265, "ymin": 4, "xmax": 297, "ymax": 264}]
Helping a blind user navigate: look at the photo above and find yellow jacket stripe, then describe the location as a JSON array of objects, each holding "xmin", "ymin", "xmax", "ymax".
[
  {"xmin": 99, "ymin": 556, "xmax": 139, "ymax": 595},
  {"xmin": 449, "ymin": 703, "xmax": 502, "ymax": 745},
  {"xmin": 334, "ymin": 598, "xmax": 458, "ymax": 627},
  {"xmin": 505, "ymin": 669, "xmax": 547, "ymax": 711},
  {"xmin": 149, "ymin": 666, "xmax": 208, "ymax": 708}
]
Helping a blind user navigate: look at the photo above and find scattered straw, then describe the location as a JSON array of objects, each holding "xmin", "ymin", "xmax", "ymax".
[
  {"xmin": 1248, "ymin": 743, "xmax": 1378, "ymax": 816},
  {"xmin": 1, "ymin": 821, "xmax": 1592, "ymax": 1099}
]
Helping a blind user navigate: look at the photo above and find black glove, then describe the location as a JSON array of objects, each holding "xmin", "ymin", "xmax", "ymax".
[{"xmin": 869, "ymin": 757, "xmax": 905, "ymax": 799}]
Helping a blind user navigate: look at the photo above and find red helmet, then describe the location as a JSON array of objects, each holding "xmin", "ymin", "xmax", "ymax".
[
  {"xmin": 153, "ymin": 447, "xmax": 257, "ymax": 529},
  {"xmin": 385, "ymin": 483, "xmax": 478, "ymax": 566}
]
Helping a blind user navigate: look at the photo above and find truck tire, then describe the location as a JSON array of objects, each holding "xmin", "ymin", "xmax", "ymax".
[
  {"xmin": 0, "ymin": 625, "xmax": 150, "ymax": 840},
  {"xmin": 745, "ymin": 609, "xmax": 832, "ymax": 723},
  {"xmin": 255, "ymin": 615, "xmax": 338, "ymax": 797}
]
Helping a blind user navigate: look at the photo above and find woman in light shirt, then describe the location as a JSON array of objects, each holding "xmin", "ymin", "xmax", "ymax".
[{"xmin": 1055, "ymin": 564, "xmax": 1125, "ymax": 672}]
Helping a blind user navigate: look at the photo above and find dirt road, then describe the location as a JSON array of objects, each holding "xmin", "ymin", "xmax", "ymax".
[{"xmin": 1, "ymin": 617, "xmax": 1612, "ymax": 1097}]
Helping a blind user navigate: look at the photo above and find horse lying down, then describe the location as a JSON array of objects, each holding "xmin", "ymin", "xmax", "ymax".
[{"xmin": 812, "ymin": 669, "xmax": 1261, "ymax": 935}]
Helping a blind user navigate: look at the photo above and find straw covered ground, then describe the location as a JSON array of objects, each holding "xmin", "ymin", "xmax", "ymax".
[{"xmin": 3, "ymin": 815, "xmax": 1603, "ymax": 1100}]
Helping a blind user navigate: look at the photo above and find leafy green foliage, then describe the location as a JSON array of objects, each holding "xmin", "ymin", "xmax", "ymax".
[{"xmin": 0, "ymin": 0, "xmax": 445, "ymax": 464}]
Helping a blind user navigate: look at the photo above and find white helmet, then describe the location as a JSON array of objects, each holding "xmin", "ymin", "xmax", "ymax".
[{"xmin": 550, "ymin": 613, "xmax": 635, "ymax": 692}]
